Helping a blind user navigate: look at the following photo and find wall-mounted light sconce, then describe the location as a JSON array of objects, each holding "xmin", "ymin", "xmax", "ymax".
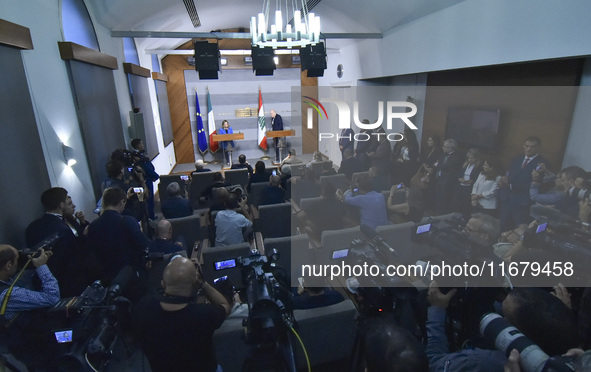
[{"xmin": 62, "ymin": 143, "xmax": 76, "ymax": 167}]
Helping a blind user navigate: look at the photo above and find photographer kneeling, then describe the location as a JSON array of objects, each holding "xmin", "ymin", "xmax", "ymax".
[
  {"xmin": 0, "ymin": 245, "xmax": 60, "ymax": 369},
  {"xmin": 133, "ymin": 256, "xmax": 230, "ymax": 372}
]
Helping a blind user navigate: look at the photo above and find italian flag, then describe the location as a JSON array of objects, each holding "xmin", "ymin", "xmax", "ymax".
[
  {"xmin": 257, "ymin": 89, "xmax": 268, "ymax": 150},
  {"xmin": 207, "ymin": 89, "xmax": 219, "ymax": 154}
]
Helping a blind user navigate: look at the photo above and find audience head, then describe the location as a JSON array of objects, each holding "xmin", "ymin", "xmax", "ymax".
[
  {"xmin": 238, "ymin": 154, "xmax": 247, "ymax": 164},
  {"xmin": 213, "ymin": 172, "xmax": 224, "ymax": 183},
  {"xmin": 313, "ymin": 151, "xmax": 323, "ymax": 161},
  {"xmin": 162, "ymin": 257, "xmax": 198, "ymax": 297},
  {"xmin": 281, "ymin": 164, "xmax": 291, "ymax": 176},
  {"xmin": 102, "ymin": 187, "xmax": 127, "ymax": 211},
  {"xmin": 442, "ymin": 139, "xmax": 458, "ymax": 154},
  {"xmin": 156, "ymin": 219, "xmax": 173, "ymax": 240},
  {"xmin": 212, "ymin": 187, "xmax": 229, "ymax": 204},
  {"xmin": 224, "ymin": 194, "xmax": 240, "ymax": 210},
  {"xmin": 427, "ymin": 135, "xmax": 441, "ymax": 149},
  {"xmin": 195, "ymin": 159, "xmax": 205, "ymax": 170},
  {"xmin": 40, "ymin": 187, "xmax": 68, "ymax": 212},
  {"xmin": 363, "ymin": 317, "xmax": 429, "ymax": 372},
  {"xmin": 503, "ymin": 287, "xmax": 578, "ymax": 355},
  {"xmin": 131, "ymin": 138, "xmax": 144, "ymax": 151},
  {"xmin": 482, "ymin": 156, "xmax": 503, "ymax": 180},
  {"xmin": 0, "ymin": 245, "xmax": 19, "ymax": 277},
  {"xmin": 464, "ymin": 213, "xmax": 500, "ymax": 245},
  {"xmin": 561, "ymin": 166, "xmax": 586, "ymax": 189},
  {"xmin": 322, "ymin": 182, "xmax": 337, "ymax": 199},
  {"xmin": 269, "ymin": 175, "xmax": 281, "ymax": 187},
  {"xmin": 322, "ymin": 162, "xmax": 332, "ymax": 171},
  {"xmin": 166, "ymin": 182, "xmax": 182, "ymax": 198},
  {"xmin": 523, "ymin": 136, "xmax": 542, "ymax": 157},
  {"xmin": 466, "ymin": 148, "xmax": 481, "ymax": 166},
  {"xmin": 255, "ymin": 161, "xmax": 266, "ymax": 174},
  {"xmin": 405, "ymin": 187, "xmax": 424, "ymax": 209},
  {"xmin": 357, "ymin": 174, "xmax": 372, "ymax": 194},
  {"xmin": 106, "ymin": 159, "xmax": 124, "ymax": 179},
  {"xmin": 289, "ymin": 149, "xmax": 297, "ymax": 156}
]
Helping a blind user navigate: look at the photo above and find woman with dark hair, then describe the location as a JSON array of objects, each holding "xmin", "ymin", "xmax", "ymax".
[
  {"xmin": 471, "ymin": 156, "xmax": 503, "ymax": 216},
  {"xmin": 247, "ymin": 160, "xmax": 269, "ymax": 192},
  {"xmin": 454, "ymin": 148, "xmax": 483, "ymax": 217},
  {"xmin": 420, "ymin": 135, "xmax": 443, "ymax": 167}
]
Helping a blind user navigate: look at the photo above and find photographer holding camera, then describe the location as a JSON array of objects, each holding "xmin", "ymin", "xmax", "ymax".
[
  {"xmin": 133, "ymin": 256, "xmax": 230, "ymax": 372},
  {"xmin": 0, "ymin": 245, "xmax": 60, "ymax": 369}
]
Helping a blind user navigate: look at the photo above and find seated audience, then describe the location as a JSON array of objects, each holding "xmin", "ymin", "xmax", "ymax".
[
  {"xmin": 530, "ymin": 165, "xmax": 585, "ymax": 217},
  {"xmin": 260, "ymin": 175, "xmax": 286, "ymax": 205},
  {"xmin": 292, "ymin": 167, "xmax": 321, "ymax": 205},
  {"xmin": 471, "ymin": 157, "xmax": 503, "ymax": 216},
  {"xmin": 202, "ymin": 172, "xmax": 230, "ymax": 201},
  {"xmin": 281, "ymin": 149, "xmax": 304, "ymax": 166},
  {"xmin": 247, "ymin": 161, "xmax": 270, "ymax": 192},
  {"xmin": 148, "ymin": 219, "xmax": 185, "ymax": 255},
  {"xmin": 387, "ymin": 185, "xmax": 425, "ymax": 223},
  {"xmin": 160, "ymin": 181, "xmax": 193, "ymax": 219},
  {"xmin": 194, "ymin": 159, "xmax": 212, "ymax": 173},
  {"xmin": 298, "ymin": 182, "xmax": 347, "ymax": 240},
  {"xmin": 230, "ymin": 154, "xmax": 253, "ymax": 176},
  {"xmin": 319, "ymin": 161, "xmax": 337, "ymax": 177},
  {"xmin": 463, "ymin": 212, "xmax": 500, "ymax": 247},
  {"xmin": 214, "ymin": 194, "xmax": 253, "ymax": 246},
  {"xmin": 340, "ymin": 174, "xmax": 390, "ymax": 230},
  {"xmin": 306, "ymin": 150, "xmax": 324, "ymax": 168},
  {"xmin": 133, "ymin": 256, "xmax": 230, "ymax": 372},
  {"xmin": 338, "ymin": 148, "xmax": 364, "ymax": 181}
]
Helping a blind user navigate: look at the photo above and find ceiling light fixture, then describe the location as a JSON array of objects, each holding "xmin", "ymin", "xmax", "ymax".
[{"xmin": 250, "ymin": 0, "xmax": 321, "ymax": 49}]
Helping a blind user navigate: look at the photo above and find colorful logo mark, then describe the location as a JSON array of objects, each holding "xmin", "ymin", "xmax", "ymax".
[{"xmin": 302, "ymin": 96, "xmax": 328, "ymax": 119}]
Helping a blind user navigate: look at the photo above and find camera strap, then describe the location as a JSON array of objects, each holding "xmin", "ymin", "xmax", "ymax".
[{"xmin": 154, "ymin": 289, "xmax": 197, "ymax": 304}]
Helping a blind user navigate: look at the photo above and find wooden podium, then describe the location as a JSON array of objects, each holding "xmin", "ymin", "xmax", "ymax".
[
  {"xmin": 211, "ymin": 133, "xmax": 245, "ymax": 168},
  {"xmin": 266, "ymin": 130, "xmax": 296, "ymax": 164}
]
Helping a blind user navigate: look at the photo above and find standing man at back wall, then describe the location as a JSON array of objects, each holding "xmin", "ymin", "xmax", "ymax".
[{"xmin": 271, "ymin": 109, "xmax": 283, "ymax": 163}]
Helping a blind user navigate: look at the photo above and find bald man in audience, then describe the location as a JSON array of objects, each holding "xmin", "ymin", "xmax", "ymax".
[
  {"xmin": 148, "ymin": 220, "xmax": 185, "ymax": 255},
  {"xmin": 133, "ymin": 257, "xmax": 230, "ymax": 372}
]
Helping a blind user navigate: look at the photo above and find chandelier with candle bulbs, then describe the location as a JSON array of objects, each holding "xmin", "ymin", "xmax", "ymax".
[{"xmin": 250, "ymin": 0, "xmax": 321, "ymax": 49}]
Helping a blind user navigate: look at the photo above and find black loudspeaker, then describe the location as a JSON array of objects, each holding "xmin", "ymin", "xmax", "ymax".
[
  {"xmin": 251, "ymin": 46, "xmax": 276, "ymax": 76},
  {"xmin": 194, "ymin": 41, "xmax": 220, "ymax": 79},
  {"xmin": 301, "ymin": 42, "xmax": 327, "ymax": 77}
]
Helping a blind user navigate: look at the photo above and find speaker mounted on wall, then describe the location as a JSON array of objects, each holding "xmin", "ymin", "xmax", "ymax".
[
  {"xmin": 301, "ymin": 42, "xmax": 327, "ymax": 77},
  {"xmin": 251, "ymin": 46, "xmax": 276, "ymax": 76},
  {"xmin": 194, "ymin": 41, "xmax": 220, "ymax": 79}
]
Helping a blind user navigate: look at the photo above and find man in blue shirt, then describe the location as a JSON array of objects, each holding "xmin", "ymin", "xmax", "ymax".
[
  {"xmin": 214, "ymin": 195, "xmax": 253, "ymax": 246},
  {"xmin": 341, "ymin": 174, "xmax": 390, "ymax": 230}
]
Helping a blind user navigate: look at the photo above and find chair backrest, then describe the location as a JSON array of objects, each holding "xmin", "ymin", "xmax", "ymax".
[
  {"xmin": 290, "ymin": 163, "xmax": 306, "ymax": 177},
  {"xmin": 188, "ymin": 171, "xmax": 216, "ymax": 208},
  {"xmin": 224, "ymin": 168, "xmax": 249, "ymax": 188},
  {"xmin": 168, "ymin": 214, "xmax": 204, "ymax": 256},
  {"xmin": 248, "ymin": 181, "xmax": 268, "ymax": 207},
  {"xmin": 319, "ymin": 173, "xmax": 349, "ymax": 192},
  {"xmin": 158, "ymin": 174, "xmax": 188, "ymax": 202},
  {"xmin": 201, "ymin": 242, "xmax": 252, "ymax": 287},
  {"xmin": 311, "ymin": 160, "xmax": 333, "ymax": 178},
  {"xmin": 318, "ymin": 226, "xmax": 365, "ymax": 272},
  {"xmin": 293, "ymin": 299, "xmax": 358, "ymax": 366},
  {"xmin": 375, "ymin": 222, "xmax": 416, "ymax": 264},
  {"xmin": 263, "ymin": 234, "xmax": 310, "ymax": 286},
  {"xmin": 257, "ymin": 202, "xmax": 293, "ymax": 238},
  {"xmin": 299, "ymin": 196, "xmax": 323, "ymax": 211},
  {"xmin": 264, "ymin": 166, "xmax": 279, "ymax": 179}
]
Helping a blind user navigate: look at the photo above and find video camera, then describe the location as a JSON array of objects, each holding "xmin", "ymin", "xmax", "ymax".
[
  {"xmin": 480, "ymin": 313, "xmax": 577, "ymax": 372},
  {"xmin": 47, "ymin": 267, "xmax": 134, "ymax": 371}
]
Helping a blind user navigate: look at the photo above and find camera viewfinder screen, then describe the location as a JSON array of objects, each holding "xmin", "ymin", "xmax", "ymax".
[
  {"xmin": 416, "ymin": 223, "xmax": 431, "ymax": 234},
  {"xmin": 55, "ymin": 330, "xmax": 73, "ymax": 343},
  {"xmin": 536, "ymin": 222, "xmax": 548, "ymax": 233},
  {"xmin": 180, "ymin": 175, "xmax": 189, "ymax": 181},
  {"xmin": 332, "ymin": 248, "xmax": 349, "ymax": 259},
  {"xmin": 214, "ymin": 259, "xmax": 236, "ymax": 271}
]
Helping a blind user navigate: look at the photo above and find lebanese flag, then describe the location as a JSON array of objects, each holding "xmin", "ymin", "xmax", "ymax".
[
  {"xmin": 257, "ymin": 89, "xmax": 268, "ymax": 150},
  {"xmin": 207, "ymin": 89, "xmax": 219, "ymax": 153}
]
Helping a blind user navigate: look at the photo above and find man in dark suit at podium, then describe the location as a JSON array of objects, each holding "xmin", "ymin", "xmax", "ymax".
[
  {"xmin": 498, "ymin": 136, "xmax": 548, "ymax": 231},
  {"xmin": 271, "ymin": 109, "xmax": 283, "ymax": 162}
]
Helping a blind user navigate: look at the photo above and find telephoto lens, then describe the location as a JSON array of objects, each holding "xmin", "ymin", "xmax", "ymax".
[{"xmin": 480, "ymin": 313, "xmax": 549, "ymax": 372}]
